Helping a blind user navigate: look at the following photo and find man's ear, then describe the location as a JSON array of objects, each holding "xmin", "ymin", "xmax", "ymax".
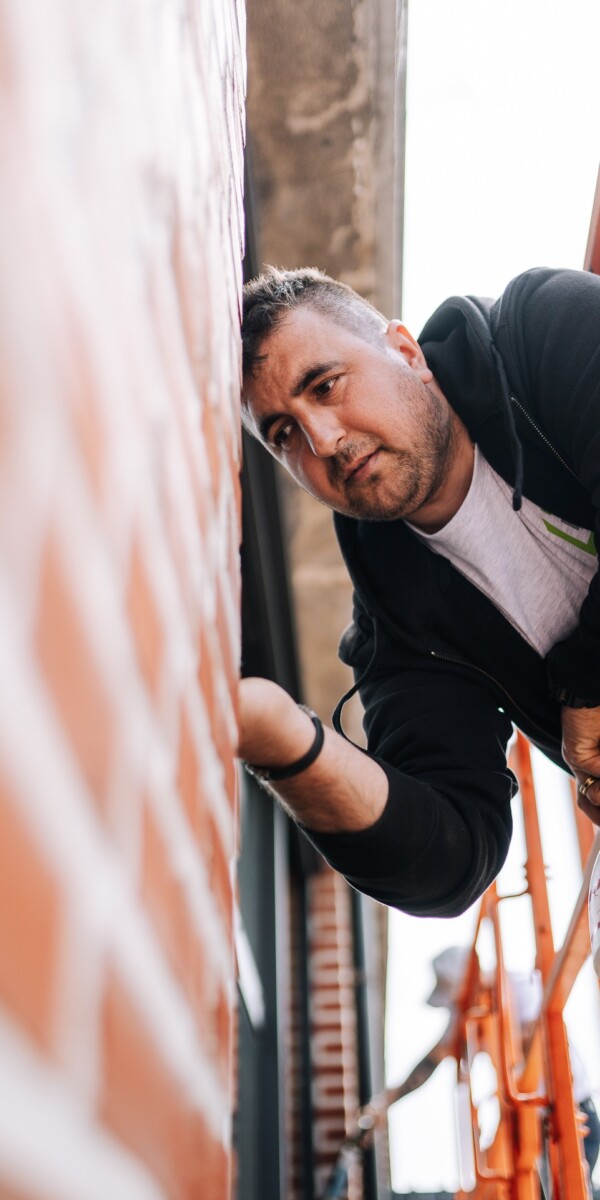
[{"xmin": 384, "ymin": 320, "xmax": 433, "ymax": 383}]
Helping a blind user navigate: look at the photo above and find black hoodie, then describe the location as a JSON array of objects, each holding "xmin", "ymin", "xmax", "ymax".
[{"xmin": 302, "ymin": 268, "xmax": 600, "ymax": 917}]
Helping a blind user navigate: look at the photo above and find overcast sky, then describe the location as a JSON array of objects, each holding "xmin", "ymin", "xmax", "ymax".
[{"xmin": 387, "ymin": 1, "xmax": 600, "ymax": 1191}]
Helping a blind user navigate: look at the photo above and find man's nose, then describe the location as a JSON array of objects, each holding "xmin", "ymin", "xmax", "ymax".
[{"xmin": 302, "ymin": 412, "xmax": 345, "ymax": 458}]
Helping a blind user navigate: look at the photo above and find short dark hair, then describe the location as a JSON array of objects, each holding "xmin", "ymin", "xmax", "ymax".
[{"xmin": 242, "ymin": 265, "xmax": 386, "ymax": 382}]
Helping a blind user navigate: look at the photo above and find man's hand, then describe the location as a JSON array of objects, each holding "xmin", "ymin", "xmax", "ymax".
[
  {"xmin": 237, "ymin": 676, "xmax": 388, "ymax": 832},
  {"xmin": 561, "ymin": 705, "xmax": 600, "ymax": 823},
  {"xmin": 238, "ymin": 676, "xmax": 315, "ymax": 767}
]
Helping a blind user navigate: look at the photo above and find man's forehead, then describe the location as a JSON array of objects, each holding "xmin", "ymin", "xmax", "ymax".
[
  {"xmin": 255, "ymin": 303, "xmax": 375, "ymax": 388},
  {"xmin": 245, "ymin": 308, "xmax": 342, "ymax": 403},
  {"xmin": 260, "ymin": 305, "xmax": 344, "ymax": 362}
]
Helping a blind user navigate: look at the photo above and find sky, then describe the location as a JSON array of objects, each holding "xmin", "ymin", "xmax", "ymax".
[{"xmin": 386, "ymin": 1, "xmax": 600, "ymax": 1192}]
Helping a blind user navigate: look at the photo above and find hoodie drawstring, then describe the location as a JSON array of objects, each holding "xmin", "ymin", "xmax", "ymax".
[
  {"xmin": 490, "ymin": 343, "xmax": 523, "ymax": 511},
  {"xmin": 332, "ymin": 619, "xmax": 379, "ymax": 742}
]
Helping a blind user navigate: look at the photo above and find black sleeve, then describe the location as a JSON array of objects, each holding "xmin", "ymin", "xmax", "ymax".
[
  {"xmin": 303, "ymin": 607, "xmax": 516, "ymax": 918},
  {"xmin": 495, "ymin": 267, "xmax": 600, "ymax": 701}
]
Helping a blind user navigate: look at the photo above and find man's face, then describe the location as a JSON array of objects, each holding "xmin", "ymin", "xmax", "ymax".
[{"xmin": 243, "ymin": 305, "xmax": 456, "ymax": 522}]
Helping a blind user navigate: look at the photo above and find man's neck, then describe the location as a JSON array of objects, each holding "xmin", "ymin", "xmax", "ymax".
[{"xmin": 408, "ymin": 414, "xmax": 475, "ymax": 535}]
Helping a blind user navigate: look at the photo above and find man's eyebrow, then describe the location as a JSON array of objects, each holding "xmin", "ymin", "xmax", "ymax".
[
  {"xmin": 291, "ymin": 360, "xmax": 342, "ymax": 397},
  {"xmin": 257, "ymin": 361, "xmax": 343, "ymax": 444}
]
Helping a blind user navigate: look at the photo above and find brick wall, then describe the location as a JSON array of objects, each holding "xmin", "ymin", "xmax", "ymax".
[
  {"xmin": 0, "ymin": 2, "xmax": 245, "ymax": 1198},
  {"xmin": 308, "ymin": 869, "xmax": 363, "ymax": 1200}
]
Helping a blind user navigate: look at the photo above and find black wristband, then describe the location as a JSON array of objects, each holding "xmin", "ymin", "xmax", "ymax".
[
  {"xmin": 244, "ymin": 706, "xmax": 324, "ymax": 783},
  {"xmin": 550, "ymin": 686, "xmax": 600, "ymax": 709}
]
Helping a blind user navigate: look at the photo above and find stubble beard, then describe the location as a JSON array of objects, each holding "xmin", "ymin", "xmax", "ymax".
[{"xmin": 336, "ymin": 384, "xmax": 458, "ymax": 522}]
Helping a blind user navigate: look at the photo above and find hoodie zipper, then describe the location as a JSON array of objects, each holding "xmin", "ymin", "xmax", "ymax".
[
  {"xmin": 428, "ymin": 645, "xmax": 555, "ymax": 741},
  {"xmin": 509, "ymin": 395, "xmax": 577, "ymax": 479}
]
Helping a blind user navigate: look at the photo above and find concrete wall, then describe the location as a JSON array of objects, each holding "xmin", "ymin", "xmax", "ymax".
[
  {"xmin": 0, "ymin": 2, "xmax": 244, "ymax": 1197},
  {"xmin": 247, "ymin": 0, "xmax": 406, "ymax": 740}
]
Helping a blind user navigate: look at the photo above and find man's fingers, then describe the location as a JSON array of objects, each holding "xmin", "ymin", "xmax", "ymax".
[{"xmin": 576, "ymin": 774, "xmax": 600, "ymax": 824}]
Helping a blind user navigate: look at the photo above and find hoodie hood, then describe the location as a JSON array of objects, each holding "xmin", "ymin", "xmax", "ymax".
[{"xmin": 419, "ymin": 293, "xmax": 524, "ymax": 509}]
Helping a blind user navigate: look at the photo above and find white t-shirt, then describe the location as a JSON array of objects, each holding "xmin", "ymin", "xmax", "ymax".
[{"xmin": 408, "ymin": 446, "xmax": 596, "ymax": 657}]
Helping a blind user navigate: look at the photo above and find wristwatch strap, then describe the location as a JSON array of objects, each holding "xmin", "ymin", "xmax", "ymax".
[
  {"xmin": 244, "ymin": 706, "xmax": 324, "ymax": 782},
  {"xmin": 550, "ymin": 686, "xmax": 600, "ymax": 709}
]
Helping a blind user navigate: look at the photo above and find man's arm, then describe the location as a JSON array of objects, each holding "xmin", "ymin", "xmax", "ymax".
[
  {"xmin": 355, "ymin": 1020, "xmax": 455, "ymax": 1144},
  {"xmin": 238, "ymin": 675, "xmax": 388, "ymax": 832},
  {"xmin": 238, "ymin": 648, "xmax": 515, "ymax": 917},
  {"xmin": 384, "ymin": 1038, "xmax": 449, "ymax": 1105}
]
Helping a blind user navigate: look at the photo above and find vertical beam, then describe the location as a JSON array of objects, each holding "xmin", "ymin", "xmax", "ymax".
[
  {"xmin": 583, "ymin": 163, "xmax": 600, "ymax": 274},
  {"xmin": 513, "ymin": 735, "xmax": 590, "ymax": 1200},
  {"xmin": 512, "ymin": 735, "xmax": 554, "ymax": 980}
]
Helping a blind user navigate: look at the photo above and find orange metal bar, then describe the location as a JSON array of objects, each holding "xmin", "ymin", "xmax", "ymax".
[
  {"xmin": 543, "ymin": 835, "xmax": 600, "ymax": 1016},
  {"xmin": 464, "ymin": 1016, "xmax": 511, "ymax": 1184},
  {"xmin": 514, "ymin": 734, "xmax": 590, "ymax": 1200},
  {"xmin": 489, "ymin": 890, "xmax": 547, "ymax": 1108},
  {"xmin": 584, "ymin": 162, "xmax": 600, "ymax": 274},
  {"xmin": 511, "ymin": 735, "xmax": 555, "ymax": 980},
  {"xmin": 544, "ymin": 1009, "xmax": 590, "ymax": 1200}
]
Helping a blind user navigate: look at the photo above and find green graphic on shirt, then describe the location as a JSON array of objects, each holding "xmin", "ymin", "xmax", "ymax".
[{"xmin": 542, "ymin": 518, "xmax": 596, "ymax": 556}]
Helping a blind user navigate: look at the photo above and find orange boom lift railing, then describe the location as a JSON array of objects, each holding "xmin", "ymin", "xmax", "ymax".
[
  {"xmin": 452, "ymin": 733, "xmax": 600, "ymax": 1200},
  {"xmin": 451, "ymin": 169, "xmax": 600, "ymax": 1200}
]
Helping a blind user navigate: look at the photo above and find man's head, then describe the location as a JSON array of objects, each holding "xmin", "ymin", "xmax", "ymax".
[
  {"xmin": 242, "ymin": 266, "xmax": 388, "ymax": 380},
  {"xmin": 241, "ymin": 265, "xmax": 460, "ymax": 524},
  {"xmin": 427, "ymin": 946, "xmax": 470, "ymax": 1008}
]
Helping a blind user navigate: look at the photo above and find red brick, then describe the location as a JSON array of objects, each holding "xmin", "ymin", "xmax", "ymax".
[
  {"xmin": 176, "ymin": 708, "xmax": 197, "ymax": 816},
  {"xmin": 198, "ymin": 625, "xmax": 237, "ymax": 810},
  {"xmin": 199, "ymin": 668, "xmax": 232, "ymax": 798},
  {"xmin": 142, "ymin": 804, "xmax": 190, "ymax": 977},
  {"xmin": 100, "ymin": 967, "xmax": 228, "ymax": 1200},
  {"xmin": 164, "ymin": 489, "xmax": 196, "ymax": 635},
  {"xmin": 201, "ymin": 391, "xmax": 221, "ymax": 504},
  {"xmin": 208, "ymin": 814, "xmax": 233, "ymax": 940},
  {"xmin": 65, "ymin": 330, "xmax": 105, "ymax": 498},
  {"xmin": 35, "ymin": 536, "xmax": 113, "ymax": 807},
  {"xmin": 226, "ymin": 497, "xmax": 242, "ymax": 604},
  {"xmin": 171, "ymin": 216, "xmax": 196, "ymax": 370},
  {"xmin": 141, "ymin": 801, "xmax": 215, "ymax": 1037},
  {"xmin": 214, "ymin": 984, "xmax": 234, "ymax": 1086},
  {"xmin": 126, "ymin": 540, "xmax": 163, "ymax": 702},
  {"xmin": 0, "ymin": 780, "xmax": 60, "ymax": 1050},
  {"xmin": 176, "ymin": 707, "xmax": 209, "ymax": 843},
  {"xmin": 198, "ymin": 625, "xmax": 216, "ymax": 715},
  {"xmin": 215, "ymin": 577, "xmax": 239, "ymax": 688},
  {"xmin": 228, "ymin": 445, "xmax": 242, "ymax": 527},
  {"xmin": 0, "ymin": 1183, "xmax": 33, "ymax": 1200},
  {"xmin": 220, "ymin": 747, "xmax": 237, "ymax": 813}
]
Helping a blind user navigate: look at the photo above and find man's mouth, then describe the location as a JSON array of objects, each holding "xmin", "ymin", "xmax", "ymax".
[{"xmin": 345, "ymin": 449, "xmax": 380, "ymax": 483}]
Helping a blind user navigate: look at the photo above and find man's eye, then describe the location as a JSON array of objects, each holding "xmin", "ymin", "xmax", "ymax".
[
  {"xmin": 315, "ymin": 378, "xmax": 336, "ymax": 398},
  {"xmin": 273, "ymin": 421, "xmax": 294, "ymax": 448}
]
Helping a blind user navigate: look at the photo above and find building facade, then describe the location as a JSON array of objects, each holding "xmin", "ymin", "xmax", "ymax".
[{"xmin": 0, "ymin": 1, "xmax": 404, "ymax": 1196}]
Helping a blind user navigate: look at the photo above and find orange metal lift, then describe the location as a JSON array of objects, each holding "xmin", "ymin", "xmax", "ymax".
[
  {"xmin": 452, "ymin": 733, "xmax": 600, "ymax": 1200},
  {"xmin": 448, "ymin": 169, "xmax": 600, "ymax": 1200}
]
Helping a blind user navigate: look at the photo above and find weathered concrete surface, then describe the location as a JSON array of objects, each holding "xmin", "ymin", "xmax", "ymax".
[
  {"xmin": 247, "ymin": 0, "xmax": 406, "ymax": 736},
  {"xmin": 247, "ymin": 0, "xmax": 400, "ymax": 310}
]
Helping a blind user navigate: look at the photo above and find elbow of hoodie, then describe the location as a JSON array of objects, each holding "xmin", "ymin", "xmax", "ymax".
[
  {"xmin": 304, "ymin": 796, "xmax": 511, "ymax": 916},
  {"xmin": 302, "ymin": 766, "xmax": 512, "ymax": 918},
  {"xmin": 342, "ymin": 820, "xmax": 510, "ymax": 917}
]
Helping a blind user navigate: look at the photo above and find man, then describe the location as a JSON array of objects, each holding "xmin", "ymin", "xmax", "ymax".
[{"xmin": 239, "ymin": 265, "xmax": 600, "ymax": 916}]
